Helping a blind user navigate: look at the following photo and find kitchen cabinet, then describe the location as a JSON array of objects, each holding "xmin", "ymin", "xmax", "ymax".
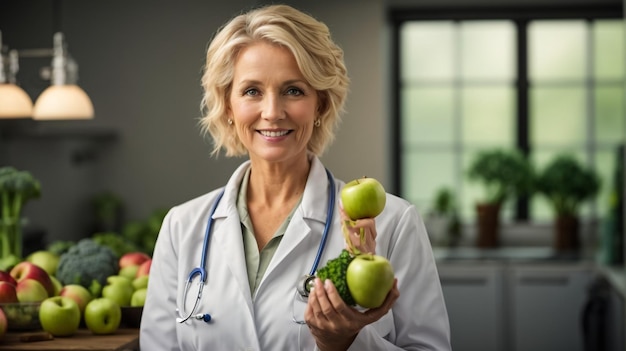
[
  {"xmin": 437, "ymin": 258, "xmax": 594, "ymax": 351},
  {"xmin": 508, "ymin": 264, "xmax": 592, "ymax": 351},
  {"xmin": 605, "ymin": 282, "xmax": 625, "ymax": 351},
  {"xmin": 438, "ymin": 263, "xmax": 505, "ymax": 351}
]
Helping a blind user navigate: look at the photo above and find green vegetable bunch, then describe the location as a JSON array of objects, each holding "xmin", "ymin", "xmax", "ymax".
[
  {"xmin": 92, "ymin": 232, "xmax": 138, "ymax": 258},
  {"xmin": 0, "ymin": 166, "xmax": 41, "ymax": 261},
  {"xmin": 122, "ymin": 208, "xmax": 168, "ymax": 256},
  {"xmin": 56, "ymin": 238, "xmax": 119, "ymax": 297},
  {"xmin": 535, "ymin": 154, "xmax": 601, "ymax": 217},
  {"xmin": 315, "ymin": 249, "xmax": 356, "ymax": 306},
  {"xmin": 46, "ymin": 240, "xmax": 76, "ymax": 256}
]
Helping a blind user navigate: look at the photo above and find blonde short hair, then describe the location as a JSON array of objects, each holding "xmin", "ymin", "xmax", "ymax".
[{"xmin": 199, "ymin": 4, "xmax": 349, "ymax": 157}]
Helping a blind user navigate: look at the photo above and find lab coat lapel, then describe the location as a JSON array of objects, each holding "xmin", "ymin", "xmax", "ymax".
[
  {"xmin": 211, "ymin": 162, "xmax": 254, "ymax": 309},
  {"xmin": 262, "ymin": 157, "xmax": 334, "ymax": 283}
]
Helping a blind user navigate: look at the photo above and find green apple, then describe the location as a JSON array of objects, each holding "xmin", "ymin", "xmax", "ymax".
[
  {"xmin": 26, "ymin": 250, "xmax": 60, "ymax": 276},
  {"xmin": 102, "ymin": 280, "xmax": 133, "ymax": 307},
  {"xmin": 130, "ymin": 288, "xmax": 147, "ymax": 307},
  {"xmin": 341, "ymin": 177, "xmax": 386, "ymax": 220},
  {"xmin": 16, "ymin": 279, "xmax": 49, "ymax": 302},
  {"xmin": 39, "ymin": 296, "xmax": 81, "ymax": 336},
  {"xmin": 84, "ymin": 298, "xmax": 122, "ymax": 335},
  {"xmin": 346, "ymin": 254, "xmax": 394, "ymax": 308},
  {"xmin": 59, "ymin": 284, "xmax": 93, "ymax": 315},
  {"xmin": 50, "ymin": 276, "xmax": 63, "ymax": 296},
  {"xmin": 118, "ymin": 265, "xmax": 140, "ymax": 280},
  {"xmin": 132, "ymin": 275, "xmax": 149, "ymax": 291},
  {"xmin": 106, "ymin": 275, "xmax": 133, "ymax": 287}
]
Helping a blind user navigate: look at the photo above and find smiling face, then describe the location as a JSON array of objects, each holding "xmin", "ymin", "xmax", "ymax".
[{"xmin": 228, "ymin": 42, "xmax": 318, "ymax": 166}]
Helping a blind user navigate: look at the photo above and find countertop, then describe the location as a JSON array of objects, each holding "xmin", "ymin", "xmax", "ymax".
[
  {"xmin": 0, "ymin": 328, "xmax": 139, "ymax": 351},
  {"xmin": 433, "ymin": 246, "xmax": 591, "ymax": 263}
]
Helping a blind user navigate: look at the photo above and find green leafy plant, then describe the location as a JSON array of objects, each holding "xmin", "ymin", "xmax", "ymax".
[
  {"xmin": 535, "ymin": 154, "xmax": 601, "ymax": 217},
  {"xmin": 467, "ymin": 148, "xmax": 534, "ymax": 205}
]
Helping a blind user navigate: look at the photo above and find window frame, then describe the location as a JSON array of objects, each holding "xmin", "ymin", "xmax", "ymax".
[{"xmin": 388, "ymin": 4, "xmax": 623, "ymax": 222}]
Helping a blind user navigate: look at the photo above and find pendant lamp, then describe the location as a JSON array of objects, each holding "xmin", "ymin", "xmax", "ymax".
[
  {"xmin": 32, "ymin": 32, "xmax": 94, "ymax": 120},
  {"xmin": 0, "ymin": 34, "xmax": 33, "ymax": 118}
]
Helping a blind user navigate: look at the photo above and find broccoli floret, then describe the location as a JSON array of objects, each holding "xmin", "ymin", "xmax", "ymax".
[
  {"xmin": 316, "ymin": 249, "xmax": 356, "ymax": 306},
  {"xmin": 56, "ymin": 238, "xmax": 119, "ymax": 297}
]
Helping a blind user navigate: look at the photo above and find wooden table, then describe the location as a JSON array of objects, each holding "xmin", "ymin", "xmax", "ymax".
[{"xmin": 0, "ymin": 328, "xmax": 139, "ymax": 351}]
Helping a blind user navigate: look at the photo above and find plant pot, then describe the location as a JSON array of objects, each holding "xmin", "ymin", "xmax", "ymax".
[
  {"xmin": 554, "ymin": 215, "xmax": 580, "ymax": 251},
  {"xmin": 475, "ymin": 203, "xmax": 501, "ymax": 248}
]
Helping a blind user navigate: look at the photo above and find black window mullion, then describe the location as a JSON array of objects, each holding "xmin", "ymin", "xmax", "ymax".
[{"xmin": 516, "ymin": 19, "xmax": 530, "ymax": 221}]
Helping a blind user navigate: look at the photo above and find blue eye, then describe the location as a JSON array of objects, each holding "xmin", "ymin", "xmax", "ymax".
[
  {"xmin": 286, "ymin": 87, "xmax": 303, "ymax": 96},
  {"xmin": 244, "ymin": 88, "xmax": 259, "ymax": 96}
]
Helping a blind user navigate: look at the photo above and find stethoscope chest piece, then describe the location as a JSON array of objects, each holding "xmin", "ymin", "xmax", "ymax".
[{"xmin": 296, "ymin": 275, "xmax": 315, "ymax": 298}]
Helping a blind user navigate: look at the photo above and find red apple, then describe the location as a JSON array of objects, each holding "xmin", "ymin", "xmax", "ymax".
[
  {"xmin": 16, "ymin": 279, "xmax": 49, "ymax": 302},
  {"xmin": 59, "ymin": 284, "xmax": 93, "ymax": 315},
  {"xmin": 10, "ymin": 262, "xmax": 55, "ymax": 297},
  {"xmin": 136, "ymin": 259, "xmax": 152, "ymax": 278},
  {"xmin": 340, "ymin": 177, "xmax": 387, "ymax": 220},
  {"xmin": 0, "ymin": 271, "xmax": 17, "ymax": 286},
  {"xmin": 119, "ymin": 252, "xmax": 151, "ymax": 269},
  {"xmin": 0, "ymin": 281, "xmax": 18, "ymax": 303}
]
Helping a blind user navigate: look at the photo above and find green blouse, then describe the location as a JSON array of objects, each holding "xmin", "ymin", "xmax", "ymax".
[{"xmin": 236, "ymin": 168, "xmax": 302, "ymax": 297}]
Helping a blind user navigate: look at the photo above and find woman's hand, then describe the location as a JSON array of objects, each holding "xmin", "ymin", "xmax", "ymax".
[
  {"xmin": 304, "ymin": 277, "xmax": 400, "ymax": 351},
  {"xmin": 340, "ymin": 206, "xmax": 377, "ymax": 255}
]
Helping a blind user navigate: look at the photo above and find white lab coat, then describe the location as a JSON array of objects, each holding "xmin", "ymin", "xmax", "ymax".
[{"xmin": 139, "ymin": 156, "xmax": 451, "ymax": 351}]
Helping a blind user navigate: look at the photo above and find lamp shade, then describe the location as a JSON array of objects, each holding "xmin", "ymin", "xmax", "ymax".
[
  {"xmin": 32, "ymin": 84, "xmax": 94, "ymax": 120},
  {"xmin": 0, "ymin": 83, "xmax": 33, "ymax": 118}
]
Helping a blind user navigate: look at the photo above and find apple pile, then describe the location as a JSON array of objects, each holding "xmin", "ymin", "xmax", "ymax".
[
  {"xmin": 0, "ymin": 249, "xmax": 151, "ymax": 337},
  {"xmin": 316, "ymin": 177, "xmax": 395, "ymax": 309}
]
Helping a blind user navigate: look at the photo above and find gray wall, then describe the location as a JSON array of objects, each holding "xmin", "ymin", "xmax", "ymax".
[
  {"xmin": 0, "ymin": 0, "xmax": 621, "ymax": 245},
  {"xmin": 0, "ymin": 0, "xmax": 387, "ymax": 243}
]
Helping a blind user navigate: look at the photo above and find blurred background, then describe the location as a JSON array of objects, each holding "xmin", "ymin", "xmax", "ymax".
[{"xmin": 0, "ymin": 0, "xmax": 625, "ymax": 350}]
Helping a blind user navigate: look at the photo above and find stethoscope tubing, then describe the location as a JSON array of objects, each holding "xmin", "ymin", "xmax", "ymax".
[{"xmin": 177, "ymin": 168, "xmax": 335, "ymax": 324}]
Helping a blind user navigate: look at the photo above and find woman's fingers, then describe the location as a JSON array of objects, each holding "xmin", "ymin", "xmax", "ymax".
[{"xmin": 343, "ymin": 219, "xmax": 377, "ymax": 254}]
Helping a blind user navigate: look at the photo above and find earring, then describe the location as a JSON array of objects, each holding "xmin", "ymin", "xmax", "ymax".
[
  {"xmin": 314, "ymin": 119, "xmax": 321, "ymax": 127},
  {"xmin": 227, "ymin": 118, "xmax": 233, "ymax": 125}
]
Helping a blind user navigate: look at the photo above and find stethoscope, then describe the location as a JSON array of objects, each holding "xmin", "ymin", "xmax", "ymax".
[{"xmin": 175, "ymin": 169, "xmax": 336, "ymax": 325}]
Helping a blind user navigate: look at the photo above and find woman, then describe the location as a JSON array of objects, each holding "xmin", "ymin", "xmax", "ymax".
[{"xmin": 139, "ymin": 4, "xmax": 450, "ymax": 350}]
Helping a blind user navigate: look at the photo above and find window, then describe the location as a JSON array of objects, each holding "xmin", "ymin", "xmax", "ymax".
[{"xmin": 392, "ymin": 6, "xmax": 624, "ymax": 225}]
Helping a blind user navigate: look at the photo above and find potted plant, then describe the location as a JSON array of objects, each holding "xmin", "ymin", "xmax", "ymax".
[
  {"xmin": 535, "ymin": 154, "xmax": 601, "ymax": 251},
  {"xmin": 0, "ymin": 166, "xmax": 41, "ymax": 269},
  {"xmin": 467, "ymin": 148, "xmax": 533, "ymax": 247},
  {"xmin": 426, "ymin": 187, "xmax": 462, "ymax": 247}
]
